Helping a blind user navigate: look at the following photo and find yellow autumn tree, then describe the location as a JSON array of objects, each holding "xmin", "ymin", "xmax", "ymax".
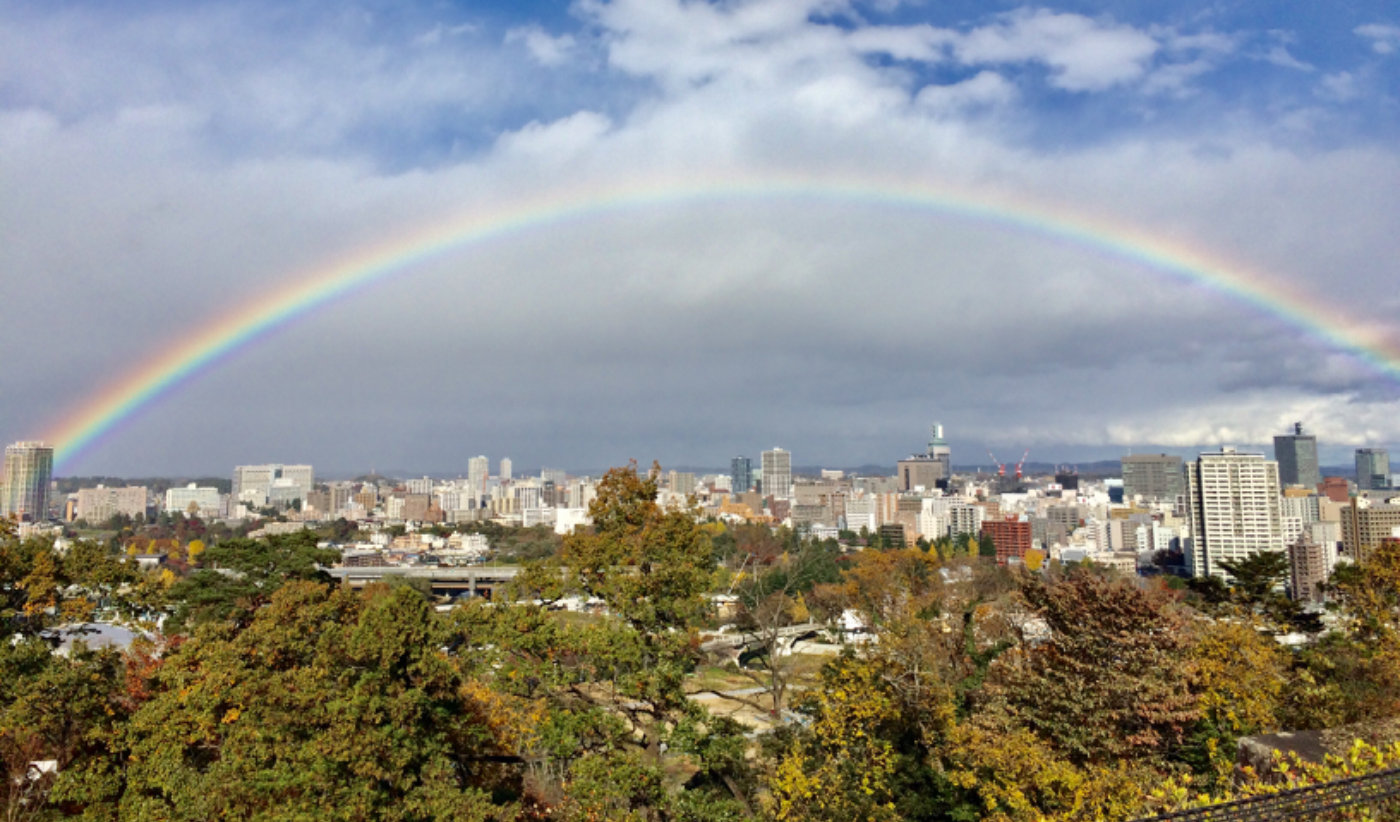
[
  {"xmin": 767, "ymin": 654, "xmax": 903, "ymax": 822},
  {"xmin": 1183, "ymin": 617, "xmax": 1287, "ymax": 786}
]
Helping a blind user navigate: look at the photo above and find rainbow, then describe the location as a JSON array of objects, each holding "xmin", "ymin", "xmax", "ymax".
[{"xmin": 42, "ymin": 171, "xmax": 1400, "ymax": 471}]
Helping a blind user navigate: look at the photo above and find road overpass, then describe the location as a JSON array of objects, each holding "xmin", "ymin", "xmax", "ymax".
[{"xmin": 328, "ymin": 565, "xmax": 521, "ymax": 598}]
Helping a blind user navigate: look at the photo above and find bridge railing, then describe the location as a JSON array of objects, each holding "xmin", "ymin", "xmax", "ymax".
[{"xmin": 1132, "ymin": 766, "xmax": 1400, "ymax": 821}]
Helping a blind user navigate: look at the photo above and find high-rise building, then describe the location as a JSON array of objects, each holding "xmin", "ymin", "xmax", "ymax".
[
  {"xmin": 1121, "ymin": 454, "xmax": 1186, "ymax": 502},
  {"xmin": 927, "ymin": 423, "xmax": 951, "ymax": 478},
  {"xmin": 897, "ymin": 422, "xmax": 952, "ymax": 492},
  {"xmin": 1340, "ymin": 498, "xmax": 1400, "ymax": 563},
  {"xmin": 1356, "ymin": 448, "xmax": 1391, "ymax": 491},
  {"xmin": 1, "ymin": 441, "xmax": 54, "ymax": 522},
  {"xmin": 730, "ymin": 456, "xmax": 753, "ymax": 494},
  {"xmin": 761, "ymin": 448, "xmax": 792, "ymax": 499},
  {"xmin": 467, "ymin": 456, "xmax": 489, "ymax": 507},
  {"xmin": 1185, "ymin": 448, "xmax": 1284, "ymax": 579},
  {"xmin": 1288, "ymin": 538, "xmax": 1336, "ymax": 605},
  {"xmin": 500, "ymin": 458, "xmax": 512, "ymax": 482},
  {"xmin": 1273, "ymin": 422, "xmax": 1320, "ymax": 489}
]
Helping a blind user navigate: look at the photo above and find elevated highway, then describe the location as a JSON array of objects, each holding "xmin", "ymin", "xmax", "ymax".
[{"xmin": 328, "ymin": 565, "xmax": 521, "ymax": 598}]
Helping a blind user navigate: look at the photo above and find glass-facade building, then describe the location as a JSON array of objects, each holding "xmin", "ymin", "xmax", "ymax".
[{"xmin": 1274, "ymin": 425, "xmax": 1320, "ymax": 489}]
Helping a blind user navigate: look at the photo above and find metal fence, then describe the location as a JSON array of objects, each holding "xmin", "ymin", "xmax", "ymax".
[{"xmin": 1133, "ymin": 766, "xmax": 1400, "ymax": 821}]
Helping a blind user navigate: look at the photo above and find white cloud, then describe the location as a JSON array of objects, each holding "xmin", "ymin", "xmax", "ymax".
[
  {"xmin": 845, "ymin": 24, "xmax": 945, "ymax": 62},
  {"xmin": 493, "ymin": 110, "xmax": 612, "ymax": 158},
  {"xmin": 1257, "ymin": 30, "xmax": 1313, "ymax": 71},
  {"xmin": 1356, "ymin": 23, "xmax": 1400, "ymax": 55},
  {"xmin": 414, "ymin": 22, "xmax": 477, "ymax": 47},
  {"xmin": 505, "ymin": 24, "xmax": 578, "ymax": 66},
  {"xmin": 1077, "ymin": 391, "xmax": 1400, "ymax": 450},
  {"xmin": 1262, "ymin": 45, "xmax": 1313, "ymax": 71},
  {"xmin": 914, "ymin": 71, "xmax": 1016, "ymax": 111},
  {"xmin": 948, "ymin": 8, "xmax": 1159, "ymax": 91},
  {"xmin": 1319, "ymin": 70, "xmax": 1361, "ymax": 101}
]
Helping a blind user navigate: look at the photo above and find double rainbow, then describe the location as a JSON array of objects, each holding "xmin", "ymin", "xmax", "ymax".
[{"xmin": 41, "ymin": 171, "xmax": 1400, "ymax": 471}]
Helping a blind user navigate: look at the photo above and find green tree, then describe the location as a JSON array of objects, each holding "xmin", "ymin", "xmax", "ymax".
[
  {"xmin": 507, "ymin": 463, "xmax": 752, "ymax": 815},
  {"xmin": 122, "ymin": 582, "xmax": 518, "ymax": 821},
  {"xmin": 0, "ymin": 523, "xmax": 142, "ymax": 819},
  {"xmin": 0, "ymin": 644, "xmax": 133, "ymax": 818},
  {"xmin": 1279, "ymin": 541, "xmax": 1400, "ymax": 728},
  {"xmin": 1210, "ymin": 551, "xmax": 1318, "ymax": 632},
  {"xmin": 165, "ymin": 531, "xmax": 340, "ymax": 631}
]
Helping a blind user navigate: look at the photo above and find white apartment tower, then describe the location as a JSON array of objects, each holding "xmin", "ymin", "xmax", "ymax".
[
  {"xmin": 1185, "ymin": 448, "xmax": 1284, "ymax": 579},
  {"xmin": 467, "ymin": 456, "xmax": 489, "ymax": 508},
  {"xmin": 2, "ymin": 441, "xmax": 54, "ymax": 522},
  {"xmin": 761, "ymin": 448, "xmax": 792, "ymax": 499}
]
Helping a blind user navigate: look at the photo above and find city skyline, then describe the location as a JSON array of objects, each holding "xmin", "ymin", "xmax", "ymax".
[
  {"xmin": 27, "ymin": 437, "xmax": 1393, "ymax": 484},
  {"xmin": 4, "ymin": 1, "xmax": 1400, "ymax": 476}
]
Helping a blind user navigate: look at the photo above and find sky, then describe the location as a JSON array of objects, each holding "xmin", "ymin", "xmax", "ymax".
[{"xmin": 3, "ymin": 0, "xmax": 1400, "ymax": 477}]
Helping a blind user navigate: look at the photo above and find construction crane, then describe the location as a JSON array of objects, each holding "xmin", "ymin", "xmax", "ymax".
[
  {"xmin": 1014, "ymin": 450, "xmax": 1031, "ymax": 481},
  {"xmin": 987, "ymin": 450, "xmax": 1006, "ymax": 477}
]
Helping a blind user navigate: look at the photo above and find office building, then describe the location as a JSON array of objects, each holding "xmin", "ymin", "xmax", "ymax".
[
  {"xmin": 1185, "ymin": 448, "xmax": 1284, "ymax": 579},
  {"xmin": 1356, "ymin": 448, "xmax": 1391, "ymax": 491},
  {"xmin": 500, "ymin": 458, "xmax": 512, "ymax": 482},
  {"xmin": 761, "ymin": 448, "xmax": 791, "ymax": 499},
  {"xmin": 844, "ymin": 495, "xmax": 878, "ymax": 532},
  {"xmin": 165, "ymin": 483, "xmax": 223, "ymax": 517},
  {"xmin": 897, "ymin": 422, "xmax": 952, "ymax": 492},
  {"xmin": 730, "ymin": 456, "xmax": 753, "ymax": 494},
  {"xmin": 232, "ymin": 465, "xmax": 274, "ymax": 502},
  {"xmin": 897, "ymin": 457, "xmax": 944, "ymax": 493},
  {"xmin": 1, "ymin": 441, "xmax": 54, "ymax": 522},
  {"xmin": 1121, "ymin": 454, "xmax": 1185, "ymax": 502},
  {"xmin": 1274, "ymin": 423, "xmax": 1320, "ymax": 489},
  {"xmin": 233, "ymin": 464, "xmax": 313, "ymax": 506}
]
